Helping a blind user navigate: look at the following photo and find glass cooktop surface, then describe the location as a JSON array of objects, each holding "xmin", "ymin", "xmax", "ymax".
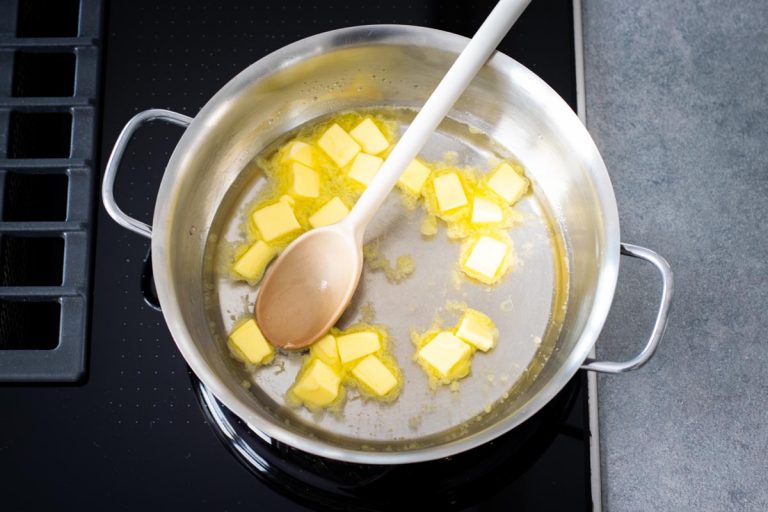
[{"xmin": 0, "ymin": 1, "xmax": 593, "ymax": 510}]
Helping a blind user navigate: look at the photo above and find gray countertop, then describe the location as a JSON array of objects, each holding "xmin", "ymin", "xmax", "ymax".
[{"xmin": 583, "ymin": 0, "xmax": 768, "ymax": 510}]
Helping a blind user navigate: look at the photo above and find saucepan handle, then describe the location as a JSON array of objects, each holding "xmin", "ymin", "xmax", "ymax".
[
  {"xmin": 581, "ymin": 243, "xmax": 674, "ymax": 374},
  {"xmin": 101, "ymin": 108, "xmax": 193, "ymax": 239}
]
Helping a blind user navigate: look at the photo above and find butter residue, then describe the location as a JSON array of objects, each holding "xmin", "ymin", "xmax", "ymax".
[
  {"xmin": 500, "ymin": 297, "xmax": 515, "ymax": 312},
  {"xmin": 363, "ymin": 241, "xmax": 416, "ymax": 284},
  {"xmin": 444, "ymin": 300, "xmax": 469, "ymax": 315},
  {"xmin": 360, "ymin": 301, "xmax": 377, "ymax": 324}
]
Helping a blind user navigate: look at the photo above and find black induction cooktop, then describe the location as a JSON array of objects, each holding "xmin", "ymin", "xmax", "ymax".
[{"xmin": 0, "ymin": 1, "xmax": 595, "ymax": 510}]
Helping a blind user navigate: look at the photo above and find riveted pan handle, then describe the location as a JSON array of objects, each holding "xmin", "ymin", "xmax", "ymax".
[
  {"xmin": 102, "ymin": 109, "xmax": 192, "ymax": 239},
  {"xmin": 581, "ymin": 243, "xmax": 674, "ymax": 374}
]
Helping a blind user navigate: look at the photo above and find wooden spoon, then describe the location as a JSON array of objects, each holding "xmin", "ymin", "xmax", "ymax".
[{"xmin": 256, "ymin": 0, "xmax": 531, "ymax": 350}]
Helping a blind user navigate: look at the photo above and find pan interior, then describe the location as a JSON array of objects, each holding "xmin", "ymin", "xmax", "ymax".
[
  {"xmin": 158, "ymin": 34, "xmax": 616, "ymax": 459},
  {"xmin": 203, "ymin": 107, "xmax": 569, "ymax": 448}
]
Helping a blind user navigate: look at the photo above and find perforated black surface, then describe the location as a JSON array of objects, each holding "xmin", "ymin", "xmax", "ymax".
[
  {"xmin": 0, "ymin": 0, "xmax": 103, "ymax": 380},
  {"xmin": 0, "ymin": 1, "xmax": 591, "ymax": 510}
]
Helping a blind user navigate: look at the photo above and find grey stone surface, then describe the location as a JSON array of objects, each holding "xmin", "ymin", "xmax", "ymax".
[{"xmin": 582, "ymin": 0, "xmax": 768, "ymax": 510}]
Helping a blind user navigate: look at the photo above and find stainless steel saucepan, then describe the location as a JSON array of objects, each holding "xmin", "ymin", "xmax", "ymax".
[{"xmin": 102, "ymin": 25, "xmax": 673, "ymax": 464}]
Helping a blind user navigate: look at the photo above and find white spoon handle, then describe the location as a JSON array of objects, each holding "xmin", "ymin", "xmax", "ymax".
[{"xmin": 345, "ymin": 0, "xmax": 531, "ymax": 234}]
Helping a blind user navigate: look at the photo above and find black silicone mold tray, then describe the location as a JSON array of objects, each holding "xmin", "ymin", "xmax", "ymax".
[{"xmin": 0, "ymin": 0, "xmax": 103, "ymax": 381}]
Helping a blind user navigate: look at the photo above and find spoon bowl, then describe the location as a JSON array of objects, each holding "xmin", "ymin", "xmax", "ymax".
[{"xmin": 255, "ymin": 222, "xmax": 363, "ymax": 350}]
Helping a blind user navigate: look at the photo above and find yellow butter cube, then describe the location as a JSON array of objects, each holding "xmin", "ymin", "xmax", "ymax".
[
  {"xmin": 251, "ymin": 199, "xmax": 301, "ymax": 242},
  {"xmin": 292, "ymin": 359, "xmax": 341, "ymax": 407},
  {"xmin": 318, "ymin": 123, "xmax": 360, "ymax": 167},
  {"xmin": 397, "ymin": 159, "xmax": 431, "ymax": 196},
  {"xmin": 349, "ymin": 118, "xmax": 390, "ymax": 155},
  {"xmin": 232, "ymin": 240, "xmax": 275, "ymax": 281},
  {"xmin": 352, "ymin": 355, "xmax": 398, "ymax": 396},
  {"xmin": 455, "ymin": 309, "xmax": 498, "ymax": 352},
  {"xmin": 462, "ymin": 235, "xmax": 510, "ymax": 284},
  {"xmin": 433, "ymin": 173, "xmax": 468, "ymax": 213},
  {"xmin": 471, "ymin": 196, "xmax": 503, "ymax": 225},
  {"xmin": 347, "ymin": 153, "xmax": 383, "ymax": 186},
  {"xmin": 309, "ymin": 197, "xmax": 349, "ymax": 228},
  {"xmin": 310, "ymin": 334, "xmax": 339, "ymax": 366},
  {"xmin": 487, "ymin": 162, "xmax": 529, "ymax": 204},
  {"xmin": 290, "ymin": 162, "xmax": 320, "ymax": 198},
  {"xmin": 417, "ymin": 332, "xmax": 472, "ymax": 379},
  {"xmin": 228, "ymin": 319, "xmax": 274, "ymax": 365},
  {"xmin": 336, "ymin": 331, "xmax": 381, "ymax": 364},
  {"xmin": 281, "ymin": 140, "xmax": 315, "ymax": 167}
]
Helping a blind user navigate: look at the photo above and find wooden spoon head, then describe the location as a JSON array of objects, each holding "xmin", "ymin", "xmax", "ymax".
[{"xmin": 255, "ymin": 226, "xmax": 363, "ymax": 350}]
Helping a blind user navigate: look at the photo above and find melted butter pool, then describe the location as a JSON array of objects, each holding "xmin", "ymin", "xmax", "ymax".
[{"xmin": 203, "ymin": 107, "xmax": 569, "ymax": 445}]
